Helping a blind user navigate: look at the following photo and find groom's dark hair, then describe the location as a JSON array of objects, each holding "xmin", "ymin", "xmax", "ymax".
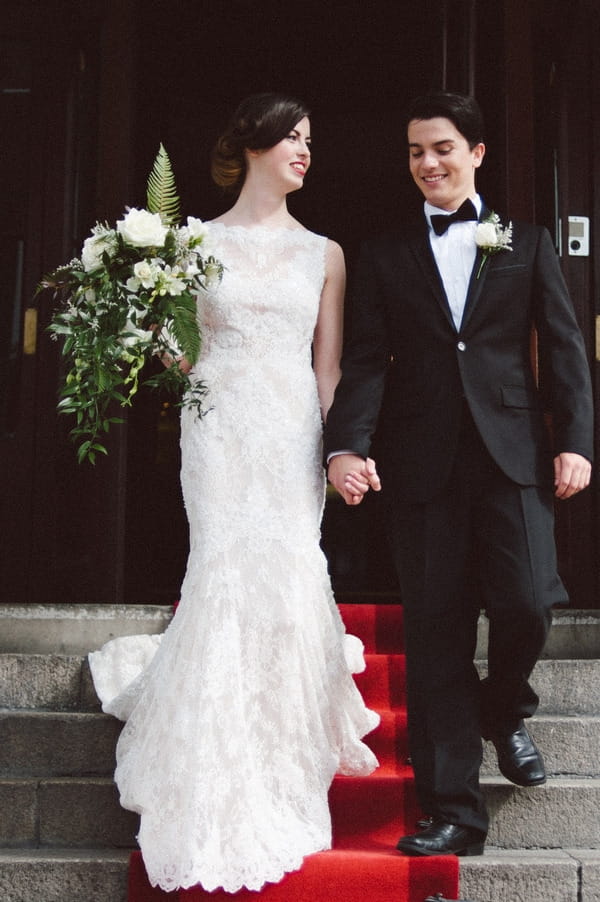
[{"xmin": 405, "ymin": 91, "xmax": 484, "ymax": 149}]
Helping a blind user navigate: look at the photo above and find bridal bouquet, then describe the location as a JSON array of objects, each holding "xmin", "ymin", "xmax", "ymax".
[{"xmin": 38, "ymin": 145, "xmax": 222, "ymax": 463}]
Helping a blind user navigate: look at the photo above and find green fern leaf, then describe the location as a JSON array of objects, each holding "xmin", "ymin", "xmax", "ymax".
[
  {"xmin": 171, "ymin": 296, "xmax": 201, "ymax": 365},
  {"xmin": 146, "ymin": 144, "xmax": 181, "ymax": 227}
]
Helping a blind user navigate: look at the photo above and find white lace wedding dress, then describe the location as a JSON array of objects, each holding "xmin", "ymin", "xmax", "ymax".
[{"xmin": 88, "ymin": 223, "xmax": 379, "ymax": 894}]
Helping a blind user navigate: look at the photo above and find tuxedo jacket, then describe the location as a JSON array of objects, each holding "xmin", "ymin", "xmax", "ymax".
[{"xmin": 324, "ymin": 212, "xmax": 594, "ymax": 504}]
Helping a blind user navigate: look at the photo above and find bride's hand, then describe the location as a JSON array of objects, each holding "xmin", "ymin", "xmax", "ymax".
[
  {"xmin": 158, "ymin": 352, "xmax": 192, "ymax": 374},
  {"xmin": 328, "ymin": 454, "xmax": 381, "ymax": 506}
]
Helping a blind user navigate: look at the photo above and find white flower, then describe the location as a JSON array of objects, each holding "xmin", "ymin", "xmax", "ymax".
[
  {"xmin": 185, "ymin": 261, "xmax": 201, "ymax": 278},
  {"xmin": 475, "ymin": 212, "xmax": 512, "ymax": 278},
  {"xmin": 84, "ymin": 288, "xmax": 97, "ymax": 303},
  {"xmin": 120, "ymin": 319, "xmax": 154, "ymax": 348},
  {"xmin": 160, "ymin": 265, "xmax": 186, "ymax": 296},
  {"xmin": 475, "ymin": 222, "xmax": 501, "ymax": 248},
  {"xmin": 183, "ymin": 216, "xmax": 208, "ymax": 241},
  {"xmin": 132, "ymin": 259, "xmax": 160, "ymax": 288},
  {"xmin": 204, "ymin": 261, "xmax": 222, "ymax": 286},
  {"xmin": 124, "ymin": 304, "xmax": 145, "ymax": 326},
  {"xmin": 116, "ymin": 208, "xmax": 168, "ymax": 247},
  {"xmin": 81, "ymin": 232, "xmax": 115, "ymax": 272}
]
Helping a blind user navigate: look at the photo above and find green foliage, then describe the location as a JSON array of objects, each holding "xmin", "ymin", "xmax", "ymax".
[{"xmin": 146, "ymin": 143, "xmax": 181, "ymax": 227}]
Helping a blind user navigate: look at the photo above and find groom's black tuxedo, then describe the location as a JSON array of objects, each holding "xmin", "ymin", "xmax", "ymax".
[
  {"xmin": 325, "ymin": 208, "xmax": 593, "ymax": 834},
  {"xmin": 325, "ymin": 212, "xmax": 593, "ymax": 502}
]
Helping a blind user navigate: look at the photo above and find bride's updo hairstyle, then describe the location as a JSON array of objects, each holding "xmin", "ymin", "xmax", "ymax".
[{"xmin": 211, "ymin": 93, "xmax": 310, "ymax": 193}]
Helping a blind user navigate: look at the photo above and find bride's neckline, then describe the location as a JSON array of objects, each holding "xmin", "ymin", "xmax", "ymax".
[{"xmin": 209, "ymin": 220, "xmax": 309, "ymax": 234}]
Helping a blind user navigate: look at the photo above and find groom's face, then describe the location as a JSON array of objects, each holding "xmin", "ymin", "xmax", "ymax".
[{"xmin": 408, "ymin": 116, "xmax": 485, "ymax": 211}]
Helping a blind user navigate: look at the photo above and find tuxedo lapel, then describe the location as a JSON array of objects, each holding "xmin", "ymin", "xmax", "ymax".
[
  {"xmin": 407, "ymin": 227, "xmax": 457, "ymax": 332},
  {"xmin": 459, "ymin": 246, "xmax": 487, "ymax": 331},
  {"xmin": 458, "ymin": 202, "xmax": 493, "ymax": 332}
]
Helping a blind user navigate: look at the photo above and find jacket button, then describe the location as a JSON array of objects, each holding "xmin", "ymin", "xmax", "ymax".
[{"xmin": 457, "ymin": 341, "xmax": 466, "ymax": 351}]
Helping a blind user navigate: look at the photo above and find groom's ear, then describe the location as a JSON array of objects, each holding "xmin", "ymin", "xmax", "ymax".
[{"xmin": 472, "ymin": 142, "xmax": 485, "ymax": 168}]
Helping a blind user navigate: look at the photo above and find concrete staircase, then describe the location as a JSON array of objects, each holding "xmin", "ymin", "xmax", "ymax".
[{"xmin": 1, "ymin": 604, "xmax": 599, "ymax": 901}]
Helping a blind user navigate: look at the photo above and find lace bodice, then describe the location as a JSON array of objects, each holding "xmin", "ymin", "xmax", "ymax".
[{"xmin": 199, "ymin": 224, "xmax": 326, "ymax": 359}]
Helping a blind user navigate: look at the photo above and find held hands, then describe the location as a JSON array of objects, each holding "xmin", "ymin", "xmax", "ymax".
[
  {"xmin": 554, "ymin": 452, "xmax": 592, "ymax": 499},
  {"xmin": 327, "ymin": 454, "xmax": 381, "ymax": 506}
]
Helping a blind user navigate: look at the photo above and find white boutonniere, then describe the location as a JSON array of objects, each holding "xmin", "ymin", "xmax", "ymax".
[{"xmin": 475, "ymin": 212, "xmax": 513, "ymax": 278}]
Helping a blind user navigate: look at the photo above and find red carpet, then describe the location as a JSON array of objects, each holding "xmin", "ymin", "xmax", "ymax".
[{"xmin": 128, "ymin": 604, "xmax": 459, "ymax": 900}]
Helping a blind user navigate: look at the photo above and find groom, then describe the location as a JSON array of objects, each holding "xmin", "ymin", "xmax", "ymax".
[{"xmin": 325, "ymin": 91, "xmax": 593, "ymax": 856}]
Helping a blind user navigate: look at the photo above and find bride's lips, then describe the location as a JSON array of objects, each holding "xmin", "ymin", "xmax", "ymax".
[{"xmin": 291, "ymin": 162, "xmax": 306, "ymax": 175}]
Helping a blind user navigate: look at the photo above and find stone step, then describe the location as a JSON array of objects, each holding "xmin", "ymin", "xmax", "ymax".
[
  {"xmin": 476, "ymin": 608, "xmax": 600, "ymax": 660},
  {"xmin": 460, "ymin": 848, "xmax": 600, "ymax": 902},
  {"xmin": 479, "ymin": 658, "xmax": 600, "ymax": 716},
  {"xmin": 1, "ymin": 775, "xmax": 599, "ymax": 851},
  {"xmin": 0, "ymin": 711, "xmax": 121, "ymax": 778},
  {"xmin": 0, "ymin": 654, "xmax": 99, "ymax": 711},
  {"xmin": 0, "ymin": 605, "xmax": 172, "ymax": 655},
  {"xmin": 0, "ymin": 849, "xmax": 598, "ymax": 902},
  {"xmin": 483, "ymin": 776, "xmax": 600, "ymax": 849},
  {"xmin": 1, "ymin": 604, "xmax": 600, "ymax": 658},
  {"xmin": 481, "ymin": 714, "xmax": 600, "ymax": 777},
  {"xmin": 0, "ymin": 778, "xmax": 138, "ymax": 849},
  {"xmin": 3, "ymin": 653, "xmax": 600, "ymax": 715},
  {"xmin": 0, "ymin": 849, "xmax": 130, "ymax": 902},
  {"xmin": 2, "ymin": 709, "xmax": 598, "ymax": 780}
]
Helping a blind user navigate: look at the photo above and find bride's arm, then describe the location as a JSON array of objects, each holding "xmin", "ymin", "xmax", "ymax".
[{"xmin": 313, "ymin": 239, "xmax": 345, "ymax": 421}]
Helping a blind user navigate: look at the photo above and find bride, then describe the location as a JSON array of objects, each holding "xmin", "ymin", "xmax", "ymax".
[{"xmin": 89, "ymin": 92, "xmax": 379, "ymax": 894}]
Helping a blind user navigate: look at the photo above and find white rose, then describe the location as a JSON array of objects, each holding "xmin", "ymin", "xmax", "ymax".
[
  {"xmin": 133, "ymin": 259, "xmax": 159, "ymax": 288},
  {"xmin": 117, "ymin": 208, "xmax": 168, "ymax": 247},
  {"xmin": 81, "ymin": 234, "xmax": 112, "ymax": 272},
  {"xmin": 475, "ymin": 222, "xmax": 499, "ymax": 248},
  {"xmin": 185, "ymin": 216, "xmax": 208, "ymax": 241}
]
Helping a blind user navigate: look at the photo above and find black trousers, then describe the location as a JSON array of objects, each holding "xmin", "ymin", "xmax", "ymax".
[{"xmin": 386, "ymin": 406, "xmax": 566, "ymax": 834}]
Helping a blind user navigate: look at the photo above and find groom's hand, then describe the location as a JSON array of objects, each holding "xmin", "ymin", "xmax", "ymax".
[
  {"xmin": 553, "ymin": 451, "xmax": 591, "ymax": 499},
  {"xmin": 327, "ymin": 454, "xmax": 381, "ymax": 506}
]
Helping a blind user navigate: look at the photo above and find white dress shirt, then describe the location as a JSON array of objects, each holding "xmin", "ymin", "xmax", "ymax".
[{"xmin": 425, "ymin": 194, "xmax": 482, "ymax": 331}]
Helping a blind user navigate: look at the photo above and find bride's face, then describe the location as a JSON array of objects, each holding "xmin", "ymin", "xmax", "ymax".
[{"xmin": 248, "ymin": 117, "xmax": 311, "ymax": 192}]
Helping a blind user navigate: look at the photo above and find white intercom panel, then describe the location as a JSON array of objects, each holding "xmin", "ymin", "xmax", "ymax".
[{"xmin": 568, "ymin": 216, "xmax": 590, "ymax": 256}]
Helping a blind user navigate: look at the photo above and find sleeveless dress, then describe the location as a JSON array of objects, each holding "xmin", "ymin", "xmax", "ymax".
[{"xmin": 88, "ymin": 223, "xmax": 379, "ymax": 894}]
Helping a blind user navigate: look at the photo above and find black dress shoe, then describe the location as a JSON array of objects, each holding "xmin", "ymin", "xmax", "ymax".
[
  {"xmin": 396, "ymin": 821, "xmax": 485, "ymax": 857},
  {"xmin": 490, "ymin": 721, "xmax": 546, "ymax": 786}
]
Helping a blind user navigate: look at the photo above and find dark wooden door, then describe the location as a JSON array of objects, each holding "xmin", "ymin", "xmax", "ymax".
[
  {"xmin": 1, "ymin": 1, "xmax": 137, "ymax": 604},
  {"xmin": 469, "ymin": 0, "xmax": 599, "ymax": 608},
  {"xmin": 530, "ymin": 0, "xmax": 599, "ymax": 608}
]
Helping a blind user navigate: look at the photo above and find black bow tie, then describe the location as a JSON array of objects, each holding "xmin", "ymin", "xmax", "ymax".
[{"xmin": 430, "ymin": 199, "xmax": 478, "ymax": 236}]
